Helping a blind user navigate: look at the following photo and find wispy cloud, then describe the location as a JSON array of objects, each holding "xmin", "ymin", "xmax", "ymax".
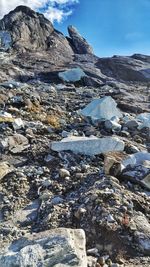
[{"xmin": 0, "ymin": 0, "xmax": 79, "ymax": 23}]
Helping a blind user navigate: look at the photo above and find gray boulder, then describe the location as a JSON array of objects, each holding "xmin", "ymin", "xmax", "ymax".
[
  {"xmin": 80, "ymin": 96, "xmax": 122, "ymax": 121},
  {"xmin": 0, "ymin": 228, "xmax": 87, "ymax": 267},
  {"xmin": 51, "ymin": 136, "xmax": 125, "ymax": 155}
]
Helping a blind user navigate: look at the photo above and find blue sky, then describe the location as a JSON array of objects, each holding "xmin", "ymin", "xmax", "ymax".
[
  {"xmin": 1, "ymin": 0, "xmax": 150, "ymax": 57},
  {"xmin": 53, "ymin": 0, "xmax": 150, "ymax": 57}
]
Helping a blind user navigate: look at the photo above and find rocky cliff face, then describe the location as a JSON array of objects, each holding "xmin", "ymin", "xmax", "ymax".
[{"xmin": 0, "ymin": 5, "xmax": 74, "ymax": 56}]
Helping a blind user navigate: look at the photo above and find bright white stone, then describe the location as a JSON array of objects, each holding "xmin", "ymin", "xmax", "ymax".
[
  {"xmin": 136, "ymin": 113, "xmax": 150, "ymax": 129},
  {"xmin": 13, "ymin": 118, "xmax": 24, "ymax": 130},
  {"xmin": 51, "ymin": 136, "xmax": 125, "ymax": 155},
  {"xmin": 80, "ymin": 96, "xmax": 122, "ymax": 121},
  {"xmin": 58, "ymin": 67, "xmax": 86, "ymax": 82}
]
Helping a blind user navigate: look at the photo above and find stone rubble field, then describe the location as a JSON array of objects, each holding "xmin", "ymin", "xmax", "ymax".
[
  {"xmin": 0, "ymin": 77, "xmax": 149, "ymax": 267},
  {"xmin": 0, "ymin": 5, "xmax": 150, "ymax": 267}
]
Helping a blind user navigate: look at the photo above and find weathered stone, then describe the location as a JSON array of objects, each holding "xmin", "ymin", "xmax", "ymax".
[
  {"xmin": 0, "ymin": 162, "xmax": 14, "ymax": 180},
  {"xmin": 51, "ymin": 136, "xmax": 125, "ymax": 155},
  {"xmin": 104, "ymin": 151, "xmax": 126, "ymax": 175},
  {"xmin": 68, "ymin": 25, "xmax": 93, "ymax": 54},
  {"xmin": 58, "ymin": 67, "xmax": 86, "ymax": 82},
  {"xmin": 12, "ymin": 118, "xmax": 24, "ymax": 130},
  {"xmin": 122, "ymin": 152, "xmax": 150, "ymax": 169},
  {"xmin": 59, "ymin": 168, "xmax": 70, "ymax": 178},
  {"xmin": 124, "ymin": 119, "xmax": 139, "ymax": 129},
  {"xmin": 137, "ymin": 113, "xmax": 150, "ymax": 129},
  {"xmin": 80, "ymin": 96, "xmax": 122, "ymax": 121},
  {"xmin": 141, "ymin": 174, "xmax": 150, "ymax": 190},
  {"xmin": 105, "ymin": 117, "xmax": 121, "ymax": 132},
  {"xmin": 0, "ymin": 228, "xmax": 87, "ymax": 267},
  {"xmin": 132, "ymin": 213, "xmax": 150, "ymax": 255},
  {"xmin": 8, "ymin": 134, "xmax": 29, "ymax": 153}
]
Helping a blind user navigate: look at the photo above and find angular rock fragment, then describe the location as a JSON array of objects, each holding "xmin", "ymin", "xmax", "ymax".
[
  {"xmin": 141, "ymin": 174, "xmax": 150, "ymax": 190},
  {"xmin": 122, "ymin": 152, "xmax": 150, "ymax": 169},
  {"xmin": 51, "ymin": 136, "xmax": 125, "ymax": 155},
  {"xmin": 136, "ymin": 113, "xmax": 150, "ymax": 129},
  {"xmin": 104, "ymin": 117, "xmax": 121, "ymax": 132},
  {"xmin": 132, "ymin": 213, "xmax": 150, "ymax": 255},
  {"xmin": 12, "ymin": 118, "xmax": 24, "ymax": 130},
  {"xmin": 80, "ymin": 96, "xmax": 122, "ymax": 121},
  {"xmin": 8, "ymin": 134, "xmax": 29, "ymax": 153},
  {"xmin": 58, "ymin": 67, "xmax": 86, "ymax": 82},
  {"xmin": 0, "ymin": 228, "xmax": 87, "ymax": 267},
  {"xmin": 0, "ymin": 162, "xmax": 14, "ymax": 180}
]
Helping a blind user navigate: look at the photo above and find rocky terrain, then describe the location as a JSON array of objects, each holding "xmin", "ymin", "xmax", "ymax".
[{"xmin": 0, "ymin": 5, "xmax": 150, "ymax": 267}]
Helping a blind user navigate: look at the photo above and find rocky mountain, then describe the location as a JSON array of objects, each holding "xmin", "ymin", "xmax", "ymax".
[{"xmin": 0, "ymin": 5, "xmax": 150, "ymax": 267}]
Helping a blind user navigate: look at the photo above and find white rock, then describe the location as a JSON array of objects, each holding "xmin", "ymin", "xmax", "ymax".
[
  {"xmin": 122, "ymin": 152, "xmax": 150, "ymax": 169},
  {"xmin": 80, "ymin": 96, "xmax": 122, "ymax": 121},
  {"xmin": 0, "ymin": 228, "xmax": 87, "ymax": 267},
  {"xmin": 136, "ymin": 113, "xmax": 150, "ymax": 129},
  {"xmin": 58, "ymin": 67, "xmax": 86, "ymax": 82},
  {"xmin": 51, "ymin": 136, "xmax": 125, "ymax": 155},
  {"xmin": 13, "ymin": 118, "xmax": 24, "ymax": 130},
  {"xmin": 59, "ymin": 168, "xmax": 70, "ymax": 178}
]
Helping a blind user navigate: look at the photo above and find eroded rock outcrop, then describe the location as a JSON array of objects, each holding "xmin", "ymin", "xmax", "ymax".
[{"xmin": 68, "ymin": 25, "xmax": 93, "ymax": 54}]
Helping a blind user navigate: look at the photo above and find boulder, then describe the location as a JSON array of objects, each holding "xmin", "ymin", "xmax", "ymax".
[
  {"xmin": 58, "ymin": 67, "xmax": 86, "ymax": 82},
  {"xmin": 136, "ymin": 113, "xmax": 150, "ymax": 129},
  {"xmin": 80, "ymin": 96, "xmax": 122, "ymax": 121},
  {"xmin": 131, "ymin": 213, "xmax": 150, "ymax": 255},
  {"xmin": 0, "ymin": 228, "xmax": 87, "ymax": 267},
  {"xmin": 122, "ymin": 152, "xmax": 150, "ymax": 169},
  {"xmin": 51, "ymin": 136, "xmax": 125, "ymax": 155}
]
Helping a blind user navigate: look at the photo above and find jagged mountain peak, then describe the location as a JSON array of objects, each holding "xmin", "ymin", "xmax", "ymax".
[
  {"xmin": 68, "ymin": 25, "xmax": 94, "ymax": 54},
  {"xmin": 0, "ymin": 5, "xmax": 94, "ymax": 56}
]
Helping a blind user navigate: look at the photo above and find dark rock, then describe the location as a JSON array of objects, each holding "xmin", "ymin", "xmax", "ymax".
[{"xmin": 68, "ymin": 25, "xmax": 93, "ymax": 54}]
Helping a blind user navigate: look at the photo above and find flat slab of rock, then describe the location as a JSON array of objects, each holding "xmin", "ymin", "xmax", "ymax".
[
  {"xmin": 80, "ymin": 96, "xmax": 122, "ymax": 121},
  {"xmin": 0, "ymin": 228, "xmax": 87, "ymax": 267},
  {"xmin": 51, "ymin": 136, "xmax": 125, "ymax": 155},
  {"xmin": 58, "ymin": 67, "xmax": 86, "ymax": 82}
]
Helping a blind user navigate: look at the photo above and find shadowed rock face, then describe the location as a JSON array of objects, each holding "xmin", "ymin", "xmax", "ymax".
[
  {"xmin": 68, "ymin": 25, "xmax": 94, "ymax": 54},
  {"xmin": 0, "ymin": 5, "xmax": 72, "ymax": 53},
  {"xmin": 0, "ymin": 6, "xmax": 54, "ymax": 51}
]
